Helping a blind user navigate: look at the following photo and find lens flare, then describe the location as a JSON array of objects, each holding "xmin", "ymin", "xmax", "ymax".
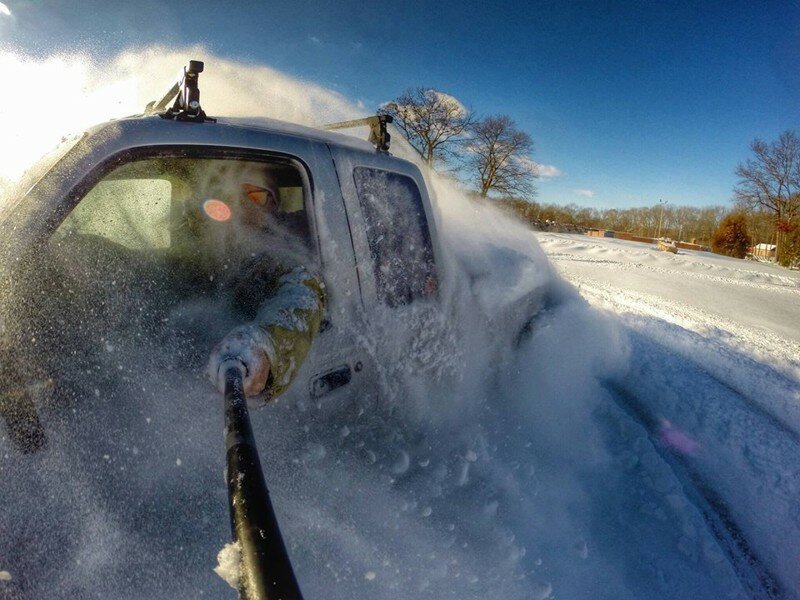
[
  {"xmin": 658, "ymin": 418, "xmax": 700, "ymax": 455},
  {"xmin": 203, "ymin": 199, "xmax": 232, "ymax": 222}
]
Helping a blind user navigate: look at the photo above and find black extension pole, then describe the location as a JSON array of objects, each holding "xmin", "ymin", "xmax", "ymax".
[{"xmin": 223, "ymin": 364, "xmax": 303, "ymax": 600}]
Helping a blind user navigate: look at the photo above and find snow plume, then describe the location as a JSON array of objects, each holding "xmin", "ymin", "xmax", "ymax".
[
  {"xmin": 0, "ymin": 46, "xmax": 754, "ymax": 600},
  {"xmin": 0, "ymin": 46, "xmax": 357, "ymax": 199}
]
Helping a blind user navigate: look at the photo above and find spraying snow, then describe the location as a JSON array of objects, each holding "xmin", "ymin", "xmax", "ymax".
[
  {"xmin": 0, "ymin": 46, "xmax": 798, "ymax": 600},
  {"xmin": 0, "ymin": 46, "xmax": 358, "ymax": 200},
  {"xmin": 214, "ymin": 542, "xmax": 242, "ymax": 590}
]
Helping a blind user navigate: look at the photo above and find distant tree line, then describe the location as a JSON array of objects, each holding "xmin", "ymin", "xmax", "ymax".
[
  {"xmin": 491, "ymin": 198, "xmax": 726, "ymax": 245},
  {"xmin": 380, "ymin": 88, "xmax": 800, "ymax": 267}
]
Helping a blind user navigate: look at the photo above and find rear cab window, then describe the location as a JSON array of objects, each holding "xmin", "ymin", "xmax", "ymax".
[{"xmin": 352, "ymin": 167, "xmax": 437, "ymax": 307}]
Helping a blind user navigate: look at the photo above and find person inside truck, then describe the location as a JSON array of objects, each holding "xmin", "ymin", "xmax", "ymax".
[
  {"xmin": 169, "ymin": 168, "xmax": 326, "ymax": 404},
  {"xmin": 0, "ymin": 160, "xmax": 326, "ymax": 453}
]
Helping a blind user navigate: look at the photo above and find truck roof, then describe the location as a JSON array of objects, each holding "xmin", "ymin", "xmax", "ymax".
[
  {"xmin": 219, "ymin": 116, "xmax": 379, "ymax": 153},
  {"xmin": 101, "ymin": 113, "xmax": 392, "ymax": 158}
]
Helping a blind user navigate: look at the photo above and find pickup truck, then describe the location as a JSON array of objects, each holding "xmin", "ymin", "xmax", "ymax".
[
  {"xmin": 0, "ymin": 61, "xmax": 552, "ymax": 598},
  {"xmin": 0, "ymin": 66, "xmax": 455, "ymax": 448},
  {"xmin": 0, "ymin": 59, "xmax": 551, "ymax": 453}
]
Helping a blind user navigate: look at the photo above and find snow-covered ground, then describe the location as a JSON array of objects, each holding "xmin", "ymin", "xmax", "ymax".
[
  {"xmin": 535, "ymin": 231, "xmax": 800, "ymax": 599},
  {"xmin": 4, "ymin": 222, "xmax": 798, "ymax": 600}
]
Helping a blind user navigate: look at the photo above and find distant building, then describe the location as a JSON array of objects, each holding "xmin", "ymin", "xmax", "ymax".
[
  {"xmin": 585, "ymin": 229, "xmax": 708, "ymax": 251},
  {"xmin": 750, "ymin": 243, "xmax": 777, "ymax": 259}
]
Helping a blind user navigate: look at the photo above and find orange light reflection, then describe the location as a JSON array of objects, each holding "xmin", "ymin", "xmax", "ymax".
[{"xmin": 203, "ymin": 199, "xmax": 232, "ymax": 222}]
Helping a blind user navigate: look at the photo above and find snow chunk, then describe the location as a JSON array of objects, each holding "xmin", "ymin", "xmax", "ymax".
[
  {"xmin": 532, "ymin": 581, "xmax": 553, "ymax": 599},
  {"xmin": 574, "ymin": 539, "xmax": 589, "ymax": 559},
  {"xmin": 391, "ymin": 450, "xmax": 410, "ymax": 475},
  {"xmin": 214, "ymin": 542, "xmax": 242, "ymax": 590}
]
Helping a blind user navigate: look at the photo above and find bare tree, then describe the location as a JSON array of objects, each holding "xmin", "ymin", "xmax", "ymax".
[
  {"xmin": 467, "ymin": 115, "xmax": 536, "ymax": 198},
  {"xmin": 379, "ymin": 88, "xmax": 471, "ymax": 167},
  {"xmin": 734, "ymin": 130, "xmax": 800, "ymax": 261}
]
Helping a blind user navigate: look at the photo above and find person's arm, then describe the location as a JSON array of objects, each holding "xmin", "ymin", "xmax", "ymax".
[
  {"xmin": 249, "ymin": 265, "xmax": 326, "ymax": 401},
  {"xmin": 208, "ymin": 265, "xmax": 326, "ymax": 403}
]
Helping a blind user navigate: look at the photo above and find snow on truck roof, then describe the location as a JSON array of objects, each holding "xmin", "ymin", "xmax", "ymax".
[
  {"xmin": 102, "ymin": 113, "xmax": 386, "ymax": 156},
  {"xmin": 220, "ymin": 115, "xmax": 381, "ymax": 152}
]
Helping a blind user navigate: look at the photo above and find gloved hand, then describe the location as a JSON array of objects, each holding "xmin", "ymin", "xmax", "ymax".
[{"xmin": 207, "ymin": 327, "xmax": 271, "ymax": 398}]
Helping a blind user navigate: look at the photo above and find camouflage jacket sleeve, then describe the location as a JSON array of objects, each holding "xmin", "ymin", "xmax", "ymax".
[{"xmin": 240, "ymin": 265, "xmax": 326, "ymax": 402}]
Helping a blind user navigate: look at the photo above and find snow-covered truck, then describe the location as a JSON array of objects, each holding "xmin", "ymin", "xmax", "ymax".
[
  {"xmin": 0, "ymin": 61, "xmax": 469, "ymax": 597},
  {"xmin": 0, "ymin": 61, "xmax": 447, "ymax": 426}
]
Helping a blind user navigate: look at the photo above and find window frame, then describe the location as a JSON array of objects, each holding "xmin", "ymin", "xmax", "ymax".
[
  {"xmin": 49, "ymin": 145, "xmax": 322, "ymax": 267},
  {"xmin": 352, "ymin": 165, "xmax": 438, "ymax": 307}
]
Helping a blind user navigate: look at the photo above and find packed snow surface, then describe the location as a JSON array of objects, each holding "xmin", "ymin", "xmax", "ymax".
[{"xmin": 536, "ymin": 232, "xmax": 800, "ymax": 599}]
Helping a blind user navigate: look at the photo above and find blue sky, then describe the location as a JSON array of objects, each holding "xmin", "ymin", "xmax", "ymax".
[{"xmin": 1, "ymin": 0, "xmax": 798, "ymax": 208}]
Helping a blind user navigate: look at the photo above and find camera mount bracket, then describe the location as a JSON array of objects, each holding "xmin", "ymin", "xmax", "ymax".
[
  {"xmin": 145, "ymin": 60, "xmax": 216, "ymax": 123},
  {"xmin": 323, "ymin": 115, "xmax": 394, "ymax": 153}
]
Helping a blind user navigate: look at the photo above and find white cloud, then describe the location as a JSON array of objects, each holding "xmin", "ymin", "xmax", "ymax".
[
  {"xmin": 308, "ymin": 35, "xmax": 321, "ymax": 45},
  {"xmin": 574, "ymin": 189, "xmax": 595, "ymax": 197},
  {"xmin": 516, "ymin": 157, "xmax": 562, "ymax": 178},
  {"xmin": 535, "ymin": 163, "xmax": 562, "ymax": 178},
  {"xmin": 383, "ymin": 89, "xmax": 469, "ymax": 122},
  {"xmin": 0, "ymin": 2, "xmax": 11, "ymax": 16},
  {"xmin": 430, "ymin": 90, "xmax": 468, "ymax": 117}
]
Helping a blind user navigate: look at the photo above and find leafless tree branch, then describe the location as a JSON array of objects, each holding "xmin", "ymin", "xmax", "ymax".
[
  {"xmin": 379, "ymin": 87, "xmax": 471, "ymax": 167},
  {"xmin": 734, "ymin": 130, "xmax": 800, "ymax": 260}
]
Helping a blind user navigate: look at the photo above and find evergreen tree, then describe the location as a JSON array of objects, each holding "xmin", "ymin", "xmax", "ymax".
[{"xmin": 711, "ymin": 213, "xmax": 752, "ymax": 258}]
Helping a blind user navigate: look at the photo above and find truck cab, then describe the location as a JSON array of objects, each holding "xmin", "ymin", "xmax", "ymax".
[{"xmin": 0, "ymin": 94, "xmax": 443, "ymax": 450}]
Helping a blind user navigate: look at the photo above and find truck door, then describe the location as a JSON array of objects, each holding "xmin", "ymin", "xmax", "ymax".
[
  {"xmin": 326, "ymin": 146, "xmax": 442, "ymax": 312},
  {"xmin": 274, "ymin": 142, "xmax": 376, "ymax": 413}
]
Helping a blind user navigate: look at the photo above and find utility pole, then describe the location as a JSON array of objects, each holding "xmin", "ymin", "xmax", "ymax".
[{"xmin": 656, "ymin": 199, "xmax": 667, "ymax": 239}]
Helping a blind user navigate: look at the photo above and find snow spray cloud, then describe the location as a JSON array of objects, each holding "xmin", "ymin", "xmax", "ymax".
[
  {"xmin": 0, "ymin": 46, "xmax": 739, "ymax": 600},
  {"xmin": 0, "ymin": 46, "xmax": 358, "ymax": 199}
]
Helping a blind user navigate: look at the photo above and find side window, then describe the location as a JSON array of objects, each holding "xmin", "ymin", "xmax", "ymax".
[
  {"xmin": 353, "ymin": 167, "xmax": 437, "ymax": 307},
  {"xmin": 60, "ymin": 178, "xmax": 172, "ymax": 249},
  {"xmin": 56, "ymin": 157, "xmax": 311, "ymax": 251},
  {"xmin": 47, "ymin": 154, "xmax": 315, "ymax": 327}
]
